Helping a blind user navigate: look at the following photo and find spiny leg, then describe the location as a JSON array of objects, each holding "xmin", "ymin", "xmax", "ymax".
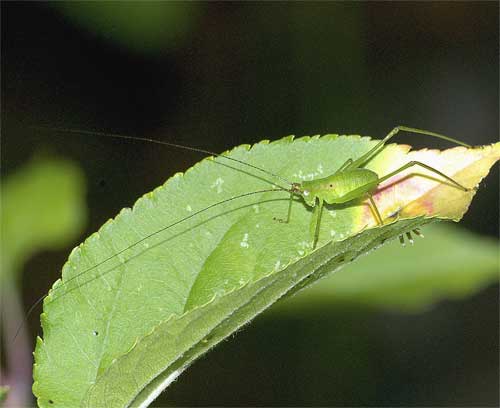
[
  {"xmin": 377, "ymin": 160, "xmax": 472, "ymax": 192},
  {"xmin": 346, "ymin": 126, "xmax": 470, "ymax": 171}
]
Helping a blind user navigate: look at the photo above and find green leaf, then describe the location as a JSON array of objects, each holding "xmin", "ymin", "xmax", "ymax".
[
  {"xmin": 1, "ymin": 157, "xmax": 86, "ymax": 283},
  {"xmin": 273, "ymin": 223, "xmax": 499, "ymax": 313},
  {"xmin": 32, "ymin": 136, "xmax": 499, "ymax": 407}
]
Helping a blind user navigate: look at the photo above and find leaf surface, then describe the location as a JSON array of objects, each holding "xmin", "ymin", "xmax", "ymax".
[{"xmin": 32, "ymin": 136, "xmax": 499, "ymax": 407}]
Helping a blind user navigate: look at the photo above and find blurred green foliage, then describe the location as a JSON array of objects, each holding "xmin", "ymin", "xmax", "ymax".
[
  {"xmin": 1, "ymin": 157, "xmax": 86, "ymax": 407},
  {"xmin": 277, "ymin": 223, "xmax": 499, "ymax": 312},
  {"xmin": 53, "ymin": 2, "xmax": 200, "ymax": 53},
  {"xmin": 1, "ymin": 157, "xmax": 86, "ymax": 282}
]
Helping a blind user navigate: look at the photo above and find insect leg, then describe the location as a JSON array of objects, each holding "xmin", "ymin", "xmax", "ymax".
[
  {"xmin": 399, "ymin": 229, "xmax": 422, "ymax": 247},
  {"xmin": 366, "ymin": 194, "xmax": 383, "ymax": 225},
  {"xmin": 406, "ymin": 231, "xmax": 414, "ymax": 244},
  {"xmin": 309, "ymin": 197, "xmax": 324, "ymax": 249},
  {"xmin": 346, "ymin": 126, "xmax": 470, "ymax": 170},
  {"xmin": 412, "ymin": 228, "xmax": 424, "ymax": 238},
  {"xmin": 377, "ymin": 160, "xmax": 472, "ymax": 192},
  {"xmin": 347, "ymin": 127, "xmax": 401, "ymax": 170},
  {"xmin": 399, "ymin": 235, "xmax": 406, "ymax": 246},
  {"xmin": 393, "ymin": 126, "xmax": 471, "ymax": 147},
  {"xmin": 337, "ymin": 158, "xmax": 353, "ymax": 172},
  {"xmin": 273, "ymin": 191, "xmax": 294, "ymax": 223}
]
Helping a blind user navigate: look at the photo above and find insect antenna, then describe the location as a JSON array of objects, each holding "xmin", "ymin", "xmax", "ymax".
[
  {"xmin": 15, "ymin": 187, "xmax": 288, "ymax": 341},
  {"xmin": 32, "ymin": 126, "xmax": 293, "ymax": 187}
]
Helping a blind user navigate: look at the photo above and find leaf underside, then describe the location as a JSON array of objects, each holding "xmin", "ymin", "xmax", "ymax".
[{"xmin": 32, "ymin": 135, "xmax": 499, "ymax": 407}]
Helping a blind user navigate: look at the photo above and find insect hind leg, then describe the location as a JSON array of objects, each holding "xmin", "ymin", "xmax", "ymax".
[
  {"xmin": 377, "ymin": 160, "xmax": 473, "ymax": 192},
  {"xmin": 347, "ymin": 126, "xmax": 471, "ymax": 170}
]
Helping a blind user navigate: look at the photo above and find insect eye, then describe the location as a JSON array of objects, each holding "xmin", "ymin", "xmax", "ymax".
[{"xmin": 329, "ymin": 184, "xmax": 333, "ymax": 187}]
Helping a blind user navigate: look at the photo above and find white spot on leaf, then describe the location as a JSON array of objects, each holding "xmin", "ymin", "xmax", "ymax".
[
  {"xmin": 211, "ymin": 177, "xmax": 225, "ymax": 193},
  {"xmin": 293, "ymin": 167, "xmax": 324, "ymax": 181},
  {"xmin": 240, "ymin": 233, "xmax": 250, "ymax": 248},
  {"xmin": 298, "ymin": 241, "xmax": 311, "ymax": 249}
]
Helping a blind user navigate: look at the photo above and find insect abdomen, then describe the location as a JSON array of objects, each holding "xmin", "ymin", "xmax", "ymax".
[
  {"xmin": 301, "ymin": 168, "xmax": 379, "ymax": 205},
  {"xmin": 333, "ymin": 169, "xmax": 378, "ymax": 202}
]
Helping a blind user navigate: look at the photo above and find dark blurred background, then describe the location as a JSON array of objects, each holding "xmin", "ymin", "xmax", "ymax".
[{"xmin": 2, "ymin": 2, "xmax": 498, "ymax": 406}]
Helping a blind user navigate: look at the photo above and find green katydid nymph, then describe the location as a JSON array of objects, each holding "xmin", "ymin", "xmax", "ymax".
[{"xmin": 275, "ymin": 125, "xmax": 473, "ymax": 248}]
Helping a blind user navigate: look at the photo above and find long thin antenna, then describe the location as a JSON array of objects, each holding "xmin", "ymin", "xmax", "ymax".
[
  {"xmin": 33, "ymin": 126, "xmax": 294, "ymax": 187},
  {"xmin": 15, "ymin": 187, "xmax": 288, "ymax": 341}
]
